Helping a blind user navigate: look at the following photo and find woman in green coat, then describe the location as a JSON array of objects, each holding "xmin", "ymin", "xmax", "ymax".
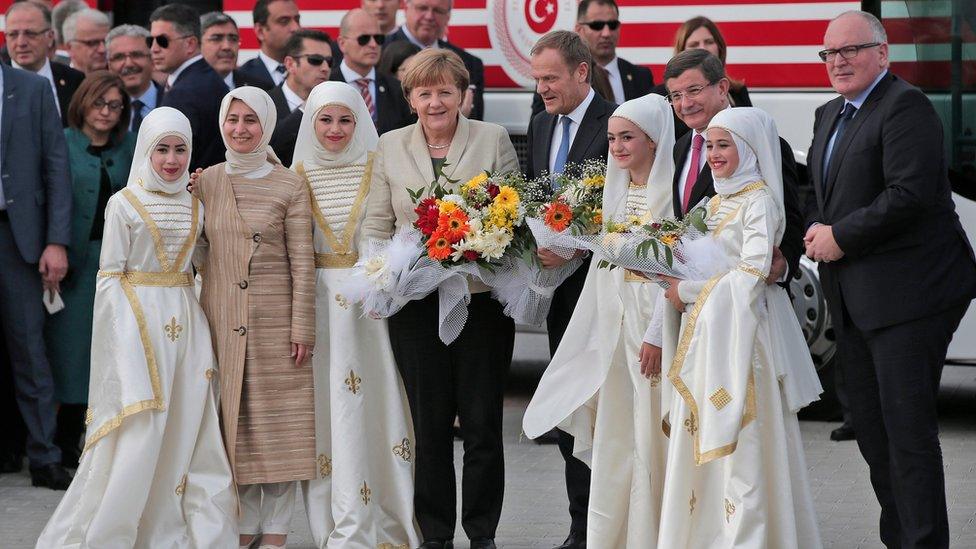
[{"xmin": 45, "ymin": 71, "xmax": 136, "ymax": 467}]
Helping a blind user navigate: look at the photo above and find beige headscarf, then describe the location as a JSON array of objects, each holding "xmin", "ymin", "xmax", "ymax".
[
  {"xmin": 218, "ymin": 86, "xmax": 281, "ymax": 175},
  {"xmin": 126, "ymin": 106, "xmax": 192, "ymax": 195}
]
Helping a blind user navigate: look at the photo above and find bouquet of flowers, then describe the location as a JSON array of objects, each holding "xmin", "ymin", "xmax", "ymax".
[{"xmin": 538, "ymin": 159, "xmax": 607, "ymax": 236}]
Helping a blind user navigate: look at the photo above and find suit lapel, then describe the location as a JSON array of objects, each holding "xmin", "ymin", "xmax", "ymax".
[
  {"xmin": 1, "ymin": 67, "xmax": 16, "ymax": 161},
  {"xmin": 824, "ymin": 75, "xmax": 892, "ymax": 202},
  {"xmin": 440, "ymin": 115, "xmax": 471, "ymax": 185},
  {"xmin": 618, "ymin": 60, "xmax": 635, "ymax": 101},
  {"xmin": 811, "ymin": 99, "xmax": 842, "ymax": 211},
  {"xmin": 536, "ymin": 113, "xmax": 558, "ymax": 177},
  {"xmin": 672, "ymin": 131, "xmax": 691, "ymax": 217},
  {"xmin": 567, "ymin": 98, "xmax": 606, "ymax": 164},
  {"xmin": 408, "ymin": 122, "xmax": 436, "ymax": 185},
  {"xmin": 690, "ymin": 164, "xmax": 714, "ymax": 210},
  {"xmin": 374, "ymin": 75, "xmax": 391, "ymax": 131}
]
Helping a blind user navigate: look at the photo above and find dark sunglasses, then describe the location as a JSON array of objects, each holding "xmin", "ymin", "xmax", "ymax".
[
  {"xmin": 146, "ymin": 34, "xmax": 191, "ymax": 49},
  {"xmin": 356, "ymin": 33, "xmax": 386, "ymax": 46},
  {"xmin": 293, "ymin": 54, "xmax": 334, "ymax": 68},
  {"xmin": 583, "ymin": 20, "xmax": 620, "ymax": 31}
]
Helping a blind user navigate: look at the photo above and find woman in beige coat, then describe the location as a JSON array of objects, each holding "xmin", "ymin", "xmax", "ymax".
[
  {"xmin": 194, "ymin": 87, "xmax": 315, "ymax": 549},
  {"xmin": 361, "ymin": 49, "xmax": 519, "ymax": 549}
]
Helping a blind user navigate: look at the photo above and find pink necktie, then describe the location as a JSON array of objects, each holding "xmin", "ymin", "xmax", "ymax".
[
  {"xmin": 356, "ymin": 78, "xmax": 376, "ymax": 120},
  {"xmin": 682, "ymin": 133, "xmax": 705, "ymax": 213}
]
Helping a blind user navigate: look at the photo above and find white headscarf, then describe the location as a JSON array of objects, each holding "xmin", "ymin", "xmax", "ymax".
[
  {"xmin": 219, "ymin": 86, "xmax": 281, "ymax": 175},
  {"xmin": 602, "ymin": 93, "xmax": 676, "ymax": 221},
  {"xmin": 292, "ymin": 81, "xmax": 379, "ymax": 170},
  {"xmin": 126, "ymin": 106, "xmax": 192, "ymax": 195},
  {"xmin": 706, "ymin": 107, "xmax": 785, "ymax": 241}
]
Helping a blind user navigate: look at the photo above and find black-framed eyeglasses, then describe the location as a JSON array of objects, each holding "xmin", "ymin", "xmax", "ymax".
[
  {"xmin": 666, "ymin": 82, "xmax": 717, "ymax": 103},
  {"xmin": 583, "ymin": 20, "xmax": 620, "ymax": 31},
  {"xmin": 204, "ymin": 33, "xmax": 240, "ymax": 45},
  {"xmin": 109, "ymin": 51, "xmax": 150, "ymax": 64},
  {"xmin": 146, "ymin": 34, "xmax": 192, "ymax": 49},
  {"xmin": 817, "ymin": 42, "xmax": 881, "ymax": 62},
  {"xmin": 93, "ymin": 99, "xmax": 124, "ymax": 112},
  {"xmin": 355, "ymin": 33, "xmax": 386, "ymax": 46},
  {"xmin": 6, "ymin": 28, "xmax": 51, "ymax": 41},
  {"xmin": 293, "ymin": 54, "xmax": 334, "ymax": 68}
]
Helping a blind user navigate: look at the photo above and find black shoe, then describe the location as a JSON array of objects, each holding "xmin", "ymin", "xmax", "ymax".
[
  {"xmin": 830, "ymin": 425, "xmax": 856, "ymax": 441},
  {"xmin": 0, "ymin": 450, "xmax": 24, "ymax": 474},
  {"xmin": 554, "ymin": 531, "xmax": 585, "ymax": 549},
  {"xmin": 30, "ymin": 463, "xmax": 73, "ymax": 490},
  {"xmin": 418, "ymin": 540, "xmax": 454, "ymax": 549},
  {"xmin": 470, "ymin": 538, "xmax": 496, "ymax": 549}
]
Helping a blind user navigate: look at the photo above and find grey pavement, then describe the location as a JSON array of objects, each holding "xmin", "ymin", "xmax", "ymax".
[{"xmin": 5, "ymin": 331, "xmax": 976, "ymax": 548}]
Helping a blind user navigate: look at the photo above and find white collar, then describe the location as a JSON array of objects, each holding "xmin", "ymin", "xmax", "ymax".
[
  {"xmin": 258, "ymin": 49, "xmax": 285, "ymax": 77},
  {"xmin": 340, "ymin": 59, "xmax": 376, "ymax": 83},
  {"xmin": 224, "ymin": 72, "xmax": 235, "ymax": 90},
  {"xmin": 601, "ymin": 57, "xmax": 619, "ymax": 74},
  {"xmin": 846, "ymin": 69, "xmax": 888, "ymax": 110},
  {"xmin": 561, "ymin": 88, "xmax": 596, "ymax": 126},
  {"xmin": 14, "ymin": 57, "xmax": 54, "ymax": 81},
  {"xmin": 402, "ymin": 25, "xmax": 438, "ymax": 49},
  {"xmin": 282, "ymin": 80, "xmax": 305, "ymax": 111},
  {"xmin": 166, "ymin": 54, "xmax": 203, "ymax": 87}
]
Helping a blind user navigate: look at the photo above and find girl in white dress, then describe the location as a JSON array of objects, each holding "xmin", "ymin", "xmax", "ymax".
[
  {"xmin": 654, "ymin": 107, "xmax": 823, "ymax": 548},
  {"xmin": 291, "ymin": 81, "xmax": 419, "ymax": 549},
  {"xmin": 523, "ymin": 94, "xmax": 675, "ymax": 548},
  {"xmin": 35, "ymin": 108, "xmax": 237, "ymax": 548}
]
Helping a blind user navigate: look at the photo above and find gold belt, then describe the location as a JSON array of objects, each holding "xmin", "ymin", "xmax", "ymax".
[
  {"xmin": 97, "ymin": 270, "xmax": 194, "ymax": 287},
  {"xmin": 314, "ymin": 252, "xmax": 359, "ymax": 269}
]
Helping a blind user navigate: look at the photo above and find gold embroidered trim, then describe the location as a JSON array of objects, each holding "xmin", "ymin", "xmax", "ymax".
[
  {"xmin": 97, "ymin": 271, "xmax": 193, "ymax": 287},
  {"xmin": 393, "ymin": 438, "xmax": 412, "ymax": 462},
  {"xmin": 709, "ymin": 181, "xmax": 765, "ymax": 237},
  {"xmin": 298, "ymin": 156, "xmax": 373, "ymax": 256},
  {"xmin": 725, "ymin": 498, "xmax": 736, "ymax": 523},
  {"xmin": 164, "ymin": 316, "xmax": 183, "ymax": 342},
  {"xmin": 710, "ymin": 387, "xmax": 732, "ymax": 410},
  {"xmin": 175, "ymin": 474, "xmax": 187, "ymax": 496},
  {"xmin": 624, "ymin": 270, "xmax": 653, "ymax": 283},
  {"xmin": 345, "ymin": 370, "xmax": 362, "ymax": 395},
  {"xmin": 315, "ymin": 252, "xmax": 359, "ymax": 269},
  {"xmin": 85, "ymin": 407, "xmax": 93, "ymax": 426},
  {"xmin": 649, "ymin": 371, "xmax": 661, "ymax": 387},
  {"xmin": 662, "ymin": 418, "xmax": 671, "ymax": 438},
  {"xmin": 172, "ymin": 197, "xmax": 200, "ymax": 273},
  {"xmin": 360, "ymin": 481, "xmax": 372, "ymax": 505},
  {"xmin": 377, "ymin": 543, "xmax": 410, "ymax": 549},
  {"xmin": 317, "ymin": 454, "xmax": 332, "ymax": 477},
  {"xmin": 712, "ymin": 203, "xmax": 743, "ymax": 237},
  {"xmin": 737, "ymin": 263, "xmax": 768, "ymax": 282},
  {"xmin": 120, "ymin": 190, "xmax": 200, "ymax": 273},
  {"xmin": 205, "ymin": 368, "xmax": 216, "ymax": 381},
  {"xmin": 689, "ymin": 490, "xmax": 697, "ymax": 515}
]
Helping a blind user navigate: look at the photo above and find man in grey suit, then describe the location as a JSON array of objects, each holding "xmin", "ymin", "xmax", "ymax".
[{"xmin": 0, "ymin": 63, "xmax": 73, "ymax": 489}]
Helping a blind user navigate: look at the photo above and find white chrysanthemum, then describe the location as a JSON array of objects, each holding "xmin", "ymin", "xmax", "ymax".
[
  {"xmin": 468, "ymin": 217, "xmax": 483, "ymax": 233},
  {"xmin": 441, "ymin": 194, "xmax": 467, "ymax": 208},
  {"xmin": 478, "ymin": 228, "xmax": 512, "ymax": 259}
]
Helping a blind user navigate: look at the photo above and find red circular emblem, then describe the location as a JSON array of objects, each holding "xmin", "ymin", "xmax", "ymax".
[{"xmin": 524, "ymin": 0, "xmax": 558, "ymax": 34}]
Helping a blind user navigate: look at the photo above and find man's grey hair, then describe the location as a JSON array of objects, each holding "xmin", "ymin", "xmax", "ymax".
[
  {"xmin": 405, "ymin": 0, "xmax": 453, "ymax": 10},
  {"xmin": 63, "ymin": 9, "xmax": 111, "ymax": 44},
  {"xmin": 530, "ymin": 30, "xmax": 593, "ymax": 83},
  {"xmin": 52, "ymin": 0, "xmax": 87, "ymax": 44},
  {"xmin": 200, "ymin": 11, "xmax": 238, "ymax": 34},
  {"xmin": 663, "ymin": 48, "xmax": 726, "ymax": 84},
  {"xmin": 106, "ymin": 24, "xmax": 151, "ymax": 48},
  {"xmin": 5, "ymin": 2, "xmax": 51, "ymax": 25},
  {"xmin": 834, "ymin": 10, "xmax": 888, "ymax": 43}
]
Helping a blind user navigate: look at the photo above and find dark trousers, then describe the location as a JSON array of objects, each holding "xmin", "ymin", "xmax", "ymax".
[
  {"xmin": 545, "ymin": 258, "xmax": 590, "ymax": 534},
  {"xmin": 0, "ymin": 330, "xmax": 28, "ymax": 459},
  {"xmin": 0, "ymin": 217, "xmax": 60, "ymax": 467},
  {"xmin": 389, "ymin": 292, "xmax": 515, "ymax": 541},
  {"xmin": 838, "ymin": 300, "xmax": 968, "ymax": 549}
]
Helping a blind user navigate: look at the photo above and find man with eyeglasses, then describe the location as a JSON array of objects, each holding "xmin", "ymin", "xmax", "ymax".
[
  {"xmin": 237, "ymin": 0, "xmax": 301, "ymax": 89},
  {"xmin": 106, "ymin": 25, "xmax": 161, "ymax": 134},
  {"xmin": 200, "ymin": 12, "xmax": 274, "ymax": 91},
  {"xmin": 331, "ymin": 9, "xmax": 413, "ymax": 136},
  {"xmin": 150, "ymin": 3, "xmax": 230, "ymax": 171},
  {"xmin": 3, "ymin": 2, "xmax": 85, "ymax": 125},
  {"xmin": 62, "ymin": 8, "xmax": 109, "ymax": 74},
  {"xmin": 386, "ymin": 0, "xmax": 486, "ymax": 121},
  {"xmin": 805, "ymin": 12, "xmax": 976, "ymax": 549}
]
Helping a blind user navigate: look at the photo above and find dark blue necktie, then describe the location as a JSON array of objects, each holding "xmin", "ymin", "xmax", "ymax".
[
  {"xmin": 822, "ymin": 102, "xmax": 857, "ymax": 182},
  {"xmin": 130, "ymin": 99, "xmax": 145, "ymax": 133}
]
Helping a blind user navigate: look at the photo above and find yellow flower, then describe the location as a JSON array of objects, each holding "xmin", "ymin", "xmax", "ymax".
[
  {"xmin": 464, "ymin": 172, "xmax": 488, "ymax": 191},
  {"xmin": 493, "ymin": 186, "xmax": 519, "ymax": 209},
  {"xmin": 627, "ymin": 215, "xmax": 643, "ymax": 226},
  {"xmin": 583, "ymin": 175, "xmax": 605, "ymax": 188},
  {"xmin": 660, "ymin": 234, "xmax": 678, "ymax": 247},
  {"xmin": 486, "ymin": 203, "xmax": 515, "ymax": 231},
  {"xmin": 438, "ymin": 200, "xmax": 459, "ymax": 215},
  {"xmin": 591, "ymin": 208, "xmax": 603, "ymax": 226}
]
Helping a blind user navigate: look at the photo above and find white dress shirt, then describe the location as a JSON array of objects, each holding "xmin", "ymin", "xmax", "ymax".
[
  {"xmin": 281, "ymin": 80, "xmax": 305, "ymax": 112},
  {"xmin": 224, "ymin": 72, "xmax": 236, "ymax": 90},
  {"xmin": 13, "ymin": 58, "xmax": 60, "ymax": 116},
  {"xmin": 166, "ymin": 54, "xmax": 203, "ymax": 88},
  {"xmin": 602, "ymin": 57, "xmax": 625, "ymax": 105},
  {"xmin": 548, "ymin": 88, "xmax": 596, "ymax": 175},
  {"xmin": 258, "ymin": 50, "xmax": 287, "ymax": 86},
  {"xmin": 129, "ymin": 82, "xmax": 159, "ymax": 131},
  {"xmin": 340, "ymin": 61, "xmax": 377, "ymax": 106}
]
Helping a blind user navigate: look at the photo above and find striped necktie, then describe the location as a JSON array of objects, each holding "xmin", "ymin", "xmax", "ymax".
[{"xmin": 356, "ymin": 78, "xmax": 376, "ymax": 120}]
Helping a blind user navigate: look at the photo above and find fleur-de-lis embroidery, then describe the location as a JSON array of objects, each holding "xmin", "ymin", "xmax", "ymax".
[
  {"xmin": 393, "ymin": 438, "xmax": 412, "ymax": 462},
  {"xmin": 335, "ymin": 293, "xmax": 350, "ymax": 309},
  {"xmin": 317, "ymin": 454, "xmax": 332, "ymax": 477},
  {"xmin": 725, "ymin": 498, "xmax": 736, "ymax": 523},
  {"xmin": 175, "ymin": 474, "xmax": 187, "ymax": 496},
  {"xmin": 345, "ymin": 370, "xmax": 362, "ymax": 395},
  {"xmin": 684, "ymin": 414, "xmax": 698, "ymax": 436},
  {"xmin": 689, "ymin": 490, "xmax": 696, "ymax": 514},
  {"xmin": 360, "ymin": 481, "xmax": 371, "ymax": 505},
  {"xmin": 164, "ymin": 316, "xmax": 183, "ymax": 342},
  {"xmin": 649, "ymin": 372, "xmax": 661, "ymax": 387}
]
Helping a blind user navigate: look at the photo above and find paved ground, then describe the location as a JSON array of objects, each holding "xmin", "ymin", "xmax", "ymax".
[{"xmin": 4, "ymin": 332, "xmax": 976, "ymax": 548}]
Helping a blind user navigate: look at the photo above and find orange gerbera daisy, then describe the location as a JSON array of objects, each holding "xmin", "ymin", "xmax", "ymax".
[
  {"xmin": 437, "ymin": 208, "xmax": 470, "ymax": 243},
  {"xmin": 544, "ymin": 201, "xmax": 573, "ymax": 232},
  {"xmin": 427, "ymin": 230, "xmax": 453, "ymax": 260}
]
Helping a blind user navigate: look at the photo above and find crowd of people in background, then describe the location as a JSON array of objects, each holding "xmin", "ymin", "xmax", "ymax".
[{"xmin": 0, "ymin": 1, "xmax": 972, "ymax": 549}]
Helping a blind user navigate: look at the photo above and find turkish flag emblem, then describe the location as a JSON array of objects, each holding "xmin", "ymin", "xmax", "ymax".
[{"xmin": 524, "ymin": 0, "xmax": 558, "ymax": 34}]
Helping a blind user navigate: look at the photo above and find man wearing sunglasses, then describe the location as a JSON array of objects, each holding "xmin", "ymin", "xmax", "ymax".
[
  {"xmin": 62, "ymin": 8, "xmax": 109, "ymax": 74},
  {"xmin": 332, "ymin": 9, "xmax": 413, "ymax": 136},
  {"xmin": 3, "ymin": 2, "xmax": 85, "ymax": 126},
  {"xmin": 268, "ymin": 30, "xmax": 333, "ymax": 124},
  {"xmin": 530, "ymin": 0, "xmax": 653, "ymax": 117},
  {"xmin": 200, "ymin": 12, "xmax": 274, "ymax": 91},
  {"xmin": 237, "ymin": 0, "xmax": 301, "ymax": 90},
  {"xmin": 150, "ymin": 3, "xmax": 230, "ymax": 171}
]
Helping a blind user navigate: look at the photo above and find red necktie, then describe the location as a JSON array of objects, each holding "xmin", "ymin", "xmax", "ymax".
[
  {"xmin": 682, "ymin": 133, "xmax": 705, "ymax": 213},
  {"xmin": 356, "ymin": 78, "xmax": 376, "ymax": 120}
]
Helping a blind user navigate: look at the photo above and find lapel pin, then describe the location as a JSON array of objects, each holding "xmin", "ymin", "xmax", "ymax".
[
  {"xmin": 379, "ymin": 85, "xmax": 385, "ymax": 93},
  {"xmin": 626, "ymin": 74, "xmax": 633, "ymax": 81},
  {"xmin": 59, "ymin": 79, "xmax": 65, "ymax": 86}
]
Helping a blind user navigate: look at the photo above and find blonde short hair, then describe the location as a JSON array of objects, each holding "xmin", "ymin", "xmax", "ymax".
[{"xmin": 400, "ymin": 48, "xmax": 470, "ymax": 98}]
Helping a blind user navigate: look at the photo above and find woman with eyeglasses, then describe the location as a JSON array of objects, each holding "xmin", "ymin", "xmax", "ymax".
[{"xmin": 44, "ymin": 71, "xmax": 136, "ymax": 469}]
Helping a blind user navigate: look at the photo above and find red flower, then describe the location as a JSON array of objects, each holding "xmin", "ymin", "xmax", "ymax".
[
  {"xmin": 650, "ymin": 222, "xmax": 662, "ymax": 230},
  {"xmin": 486, "ymin": 183, "xmax": 500, "ymax": 199},
  {"xmin": 414, "ymin": 197, "xmax": 440, "ymax": 235},
  {"xmin": 463, "ymin": 250, "xmax": 479, "ymax": 261},
  {"xmin": 437, "ymin": 208, "xmax": 470, "ymax": 243}
]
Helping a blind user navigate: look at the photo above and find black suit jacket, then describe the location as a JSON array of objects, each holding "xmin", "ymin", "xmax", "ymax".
[
  {"xmin": 385, "ymin": 29, "xmax": 485, "ymax": 121},
  {"xmin": 269, "ymin": 107, "xmax": 303, "ymax": 169},
  {"xmin": 672, "ymin": 126, "xmax": 804, "ymax": 284},
  {"xmin": 330, "ymin": 69, "xmax": 415, "ymax": 135},
  {"xmin": 806, "ymin": 72, "xmax": 976, "ymax": 330},
  {"xmin": 237, "ymin": 57, "xmax": 279, "ymax": 90},
  {"xmin": 530, "ymin": 56, "xmax": 651, "ymax": 118},
  {"xmin": 267, "ymin": 84, "xmax": 293, "ymax": 121},
  {"xmin": 526, "ymin": 92, "xmax": 614, "ymax": 181},
  {"xmin": 231, "ymin": 68, "xmax": 274, "ymax": 90},
  {"xmin": 51, "ymin": 62, "xmax": 85, "ymax": 126},
  {"xmin": 161, "ymin": 58, "xmax": 230, "ymax": 171}
]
